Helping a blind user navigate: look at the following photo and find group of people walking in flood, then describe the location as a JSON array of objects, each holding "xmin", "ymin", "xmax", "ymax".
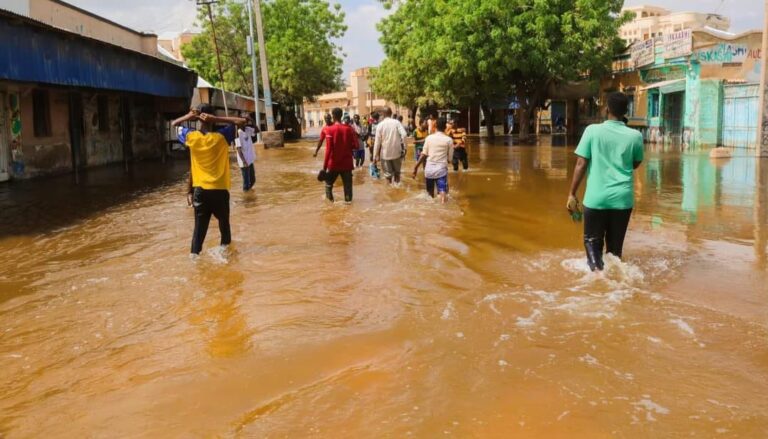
[
  {"xmin": 313, "ymin": 106, "xmax": 469, "ymax": 204},
  {"xmin": 173, "ymin": 93, "xmax": 643, "ymax": 276}
]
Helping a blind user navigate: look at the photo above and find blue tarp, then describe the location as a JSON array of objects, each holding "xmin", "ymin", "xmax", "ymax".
[{"xmin": 0, "ymin": 12, "xmax": 196, "ymax": 98}]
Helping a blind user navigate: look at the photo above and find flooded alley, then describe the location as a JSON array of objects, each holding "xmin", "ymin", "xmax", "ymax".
[{"xmin": 0, "ymin": 138, "xmax": 766, "ymax": 438}]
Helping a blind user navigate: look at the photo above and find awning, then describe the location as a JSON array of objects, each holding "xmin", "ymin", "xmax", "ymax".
[{"xmin": 640, "ymin": 79, "xmax": 686, "ymax": 94}]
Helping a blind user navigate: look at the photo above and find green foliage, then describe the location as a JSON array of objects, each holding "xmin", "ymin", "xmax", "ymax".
[
  {"xmin": 375, "ymin": 0, "xmax": 630, "ymax": 114},
  {"xmin": 182, "ymin": 0, "xmax": 347, "ymax": 106}
]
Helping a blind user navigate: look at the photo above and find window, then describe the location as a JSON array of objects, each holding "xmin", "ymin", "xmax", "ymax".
[
  {"xmin": 97, "ymin": 95, "xmax": 109, "ymax": 132},
  {"xmin": 33, "ymin": 89, "xmax": 51, "ymax": 137},
  {"xmin": 649, "ymin": 92, "xmax": 660, "ymax": 118},
  {"xmin": 627, "ymin": 95, "xmax": 635, "ymax": 118}
]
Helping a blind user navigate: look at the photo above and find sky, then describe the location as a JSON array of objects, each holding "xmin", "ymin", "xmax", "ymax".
[{"xmin": 67, "ymin": 0, "xmax": 764, "ymax": 79}]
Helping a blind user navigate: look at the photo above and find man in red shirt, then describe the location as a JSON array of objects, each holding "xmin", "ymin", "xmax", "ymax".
[{"xmin": 323, "ymin": 107, "xmax": 356, "ymax": 202}]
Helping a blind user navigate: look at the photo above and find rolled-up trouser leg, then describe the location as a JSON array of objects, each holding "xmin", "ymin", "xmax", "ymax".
[{"xmin": 583, "ymin": 207, "xmax": 607, "ymax": 271}]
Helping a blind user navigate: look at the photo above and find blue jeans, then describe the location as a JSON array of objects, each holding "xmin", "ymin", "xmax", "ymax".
[{"xmin": 240, "ymin": 163, "xmax": 255, "ymax": 191}]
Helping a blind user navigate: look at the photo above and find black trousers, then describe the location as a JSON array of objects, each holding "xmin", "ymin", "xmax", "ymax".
[
  {"xmin": 240, "ymin": 163, "xmax": 255, "ymax": 191},
  {"xmin": 191, "ymin": 187, "xmax": 231, "ymax": 254},
  {"xmin": 583, "ymin": 207, "xmax": 632, "ymax": 271},
  {"xmin": 325, "ymin": 170, "xmax": 353, "ymax": 202},
  {"xmin": 452, "ymin": 148, "xmax": 468, "ymax": 171}
]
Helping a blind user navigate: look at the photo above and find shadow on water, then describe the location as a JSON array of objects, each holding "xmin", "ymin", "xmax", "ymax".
[{"xmin": 0, "ymin": 160, "xmax": 190, "ymax": 238}]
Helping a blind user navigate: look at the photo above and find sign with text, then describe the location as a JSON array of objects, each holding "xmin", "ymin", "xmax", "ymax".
[
  {"xmin": 631, "ymin": 39, "xmax": 655, "ymax": 68},
  {"xmin": 664, "ymin": 29, "xmax": 693, "ymax": 59}
]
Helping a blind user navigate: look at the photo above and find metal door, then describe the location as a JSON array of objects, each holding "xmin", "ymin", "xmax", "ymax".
[
  {"xmin": 722, "ymin": 84, "xmax": 759, "ymax": 149},
  {"xmin": 663, "ymin": 91, "xmax": 684, "ymax": 143},
  {"xmin": 0, "ymin": 92, "xmax": 9, "ymax": 182}
]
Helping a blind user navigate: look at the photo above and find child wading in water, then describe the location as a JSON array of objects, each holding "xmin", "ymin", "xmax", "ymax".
[
  {"xmin": 446, "ymin": 119, "xmax": 468, "ymax": 171},
  {"xmin": 413, "ymin": 119, "xmax": 428, "ymax": 162},
  {"xmin": 412, "ymin": 117, "xmax": 453, "ymax": 203}
]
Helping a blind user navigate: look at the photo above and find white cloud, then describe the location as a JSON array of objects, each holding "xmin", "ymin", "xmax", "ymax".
[{"xmin": 337, "ymin": 1, "xmax": 392, "ymax": 78}]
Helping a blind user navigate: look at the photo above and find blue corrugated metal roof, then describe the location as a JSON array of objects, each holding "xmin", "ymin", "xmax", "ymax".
[{"xmin": 0, "ymin": 9, "xmax": 196, "ymax": 98}]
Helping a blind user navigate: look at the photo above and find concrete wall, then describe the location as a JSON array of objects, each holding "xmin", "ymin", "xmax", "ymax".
[
  {"xmin": 130, "ymin": 96, "xmax": 162, "ymax": 160},
  {"xmin": 82, "ymin": 93, "xmax": 122, "ymax": 166},
  {"xmin": 29, "ymin": 0, "xmax": 157, "ymax": 56},
  {"xmin": 1, "ymin": 83, "xmax": 186, "ymax": 180},
  {"xmin": 17, "ymin": 86, "xmax": 71, "ymax": 177}
]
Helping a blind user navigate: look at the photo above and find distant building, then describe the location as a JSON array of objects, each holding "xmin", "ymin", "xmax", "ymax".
[
  {"xmin": 3, "ymin": 0, "xmax": 161, "ymax": 56},
  {"xmin": 620, "ymin": 5, "xmax": 730, "ymax": 44},
  {"xmin": 0, "ymin": 1, "xmax": 196, "ymax": 181},
  {"xmin": 597, "ymin": 27, "xmax": 763, "ymax": 148},
  {"xmin": 303, "ymin": 67, "xmax": 408, "ymax": 129},
  {"xmin": 158, "ymin": 30, "xmax": 199, "ymax": 62}
]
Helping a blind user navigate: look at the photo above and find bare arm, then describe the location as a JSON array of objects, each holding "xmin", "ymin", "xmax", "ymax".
[
  {"xmin": 172, "ymin": 110, "xmax": 197, "ymax": 127},
  {"xmin": 569, "ymin": 156, "xmax": 588, "ymax": 197},
  {"xmin": 314, "ymin": 138, "xmax": 324, "ymax": 157},
  {"xmin": 199, "ymin": 114, "xmax": 247, "ymax": 126},
  {"xmin": 412, "ymin": 154, "xmax": 428, "ymax": 178}
]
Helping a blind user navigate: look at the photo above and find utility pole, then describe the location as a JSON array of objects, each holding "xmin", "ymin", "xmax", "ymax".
[
  {"xmin": 245, "ymin": 0, "xmax": 261, "ymax": 132},
  {"xmin": 196, "ymin": 0, "xmax": 229, "ymax": 116},
  {"xmin": 757, "ymin": 0, "xmax": 768, "ymax": 157},
  {"xmin": 252, "ymin": 0, "xmax": 275, "ymax": 131}
]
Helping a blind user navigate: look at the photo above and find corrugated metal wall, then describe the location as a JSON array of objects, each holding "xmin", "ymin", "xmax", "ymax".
[
  {"xmin": 721, "ymin": 84, "xmax": 759, "ymax": 149},
  {"xmin": 0, "ymin": 13, "xmax": 195, "ymax": 98}
]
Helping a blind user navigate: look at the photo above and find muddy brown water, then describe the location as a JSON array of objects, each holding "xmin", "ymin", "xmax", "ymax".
[{"xmin": 0, "ymin": 137, "xmax": 766, "ymax": 437}]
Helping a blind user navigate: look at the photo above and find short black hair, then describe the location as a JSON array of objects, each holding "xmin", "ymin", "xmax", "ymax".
[
  {"xmin": 437, "ymin": 117, "xmax": 447, "ymax": 131},
  {"xmin": 324, "ymin": 113, "xmax": 333, "ymax": 124},
  {"xmin": 196, "ymin": 103, "xmax": 215, "ymax": 115},
  {"xmin": 332, "ymin": 107, "xmax": 343, "ymax": 121},
  {"xmin": 607, "ymin": 92, "xmax": 629, "ymax": 118},
  {"xmin": 372, "ymin": 112, "xmax": 380, "ymax": 120}
]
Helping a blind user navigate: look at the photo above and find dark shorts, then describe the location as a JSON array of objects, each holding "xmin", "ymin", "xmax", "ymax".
[
  {"xmin": 426, "ymin": 175, "xmax": 448, "ymax": 196},
  {"xmin": 354, "ymin": 148, "xmax": 366, "ymax": 159}
]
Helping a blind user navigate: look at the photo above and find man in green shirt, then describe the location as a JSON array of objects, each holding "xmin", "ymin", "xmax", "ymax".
[{"xmin": 567, "ymin": 92, "xmax": 644, "ymax": 271}]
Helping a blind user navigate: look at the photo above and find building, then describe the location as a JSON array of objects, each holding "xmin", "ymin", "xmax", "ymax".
[
  {"xmin": 0, "ymin": 1, "xmax": 197, "ymax": 181},
  {"xmin": 303, "ymin": 67, "xmax": 408, "ymax": 129},
  {"xmin": 598, "ymin": 27, "xmax": 763, "ymax": 148},
  {"xmin": 620, "ymin": 5, "xmax": 730, "ymax": 44},
  {"xmin": 158, "ymin": 30, "xmax": 199, "ymax": 62}
]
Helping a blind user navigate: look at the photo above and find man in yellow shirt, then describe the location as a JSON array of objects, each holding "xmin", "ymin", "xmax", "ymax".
[{"xmin": 172, "ymin": 105, "xmax": 246, "ymax": 255}]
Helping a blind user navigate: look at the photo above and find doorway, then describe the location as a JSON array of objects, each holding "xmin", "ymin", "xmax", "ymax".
[
  {"xmin": 663, "ymin": 91, "xmax": 684, "ymax": 143},
  {"xmin": 68, "ymin": 93, "xmax": 86, "ymax": 179}
]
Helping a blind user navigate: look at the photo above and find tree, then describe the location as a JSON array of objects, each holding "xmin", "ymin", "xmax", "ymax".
[
  {"xmin": 369, "ymin": 59, "xmax": 423, "ymax": 118},
  {"xmin": 375, "ymin": 0, "xmax": 629, "ymax": 139},
  {"xmin": 182, "ymin": 0, "xmax": 347, "ymax": 136}
]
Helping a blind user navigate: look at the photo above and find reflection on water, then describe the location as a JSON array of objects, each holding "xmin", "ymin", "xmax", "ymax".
[{"xmin": 0, "ymin": 137, "xmax": 766, "ymax": 437}]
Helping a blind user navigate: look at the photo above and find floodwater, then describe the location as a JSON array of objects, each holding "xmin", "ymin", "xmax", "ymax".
[{"xmin": 0, "ymin": 137, "xmax": 766, "ymax": 438}]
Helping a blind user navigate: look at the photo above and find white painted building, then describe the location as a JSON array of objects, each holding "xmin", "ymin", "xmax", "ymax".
[{"xmin": 620, "ymin": 5, "xmax": 731, "ymax": 44}]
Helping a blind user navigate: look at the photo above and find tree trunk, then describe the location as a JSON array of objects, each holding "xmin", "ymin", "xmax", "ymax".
[
  {"xmin": 519, "ymin": 106, "xmax": 531, "ymax": 143},
  {"xmin": 481, "ymin": 103, "xmax": 494, "ymax": 139}
]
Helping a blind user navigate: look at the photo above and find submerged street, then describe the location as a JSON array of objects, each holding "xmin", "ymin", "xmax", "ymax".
[{"xmin": 0, "ymin": 139, "xmax": 766, "ymax": 437}]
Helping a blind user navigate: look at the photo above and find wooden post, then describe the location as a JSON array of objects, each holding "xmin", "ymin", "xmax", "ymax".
[{"xmin": 757, "ymin": 0, "xmax": 768, "ymax": 156}]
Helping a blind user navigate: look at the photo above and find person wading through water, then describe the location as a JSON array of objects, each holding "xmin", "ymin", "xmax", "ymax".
[
  {"xmin": 321, "ymin": 107, "xmax": 357, "ymax": 203},
  {"xmin": 373, "ymin": 107, "xmax": 408, "ymax": 185},
  {"xmin": 172, "ymin": 104, "xmax": 246, "ymax": 255},
  {"xmin": 567, "ymin": 92, "xmax": 644, "ymax": 272}
]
